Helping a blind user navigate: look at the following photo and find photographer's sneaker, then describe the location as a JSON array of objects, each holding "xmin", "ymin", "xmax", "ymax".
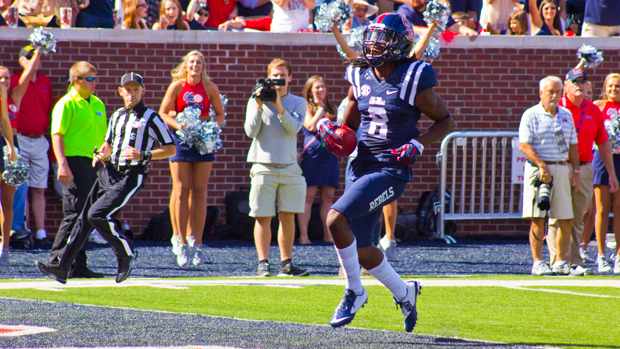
[
  {"xmin": 329, "ymin": 288, "xmax": 368, "ymax": 328},
  {"xmin": 171, "ymin": 235, "xmax": 180, "ymax": 256},
  {"xmin": 614, "ymin": 255, "xmax": 620, "ymax": 274},
  {"xmin": 551, "ymin": 261, "xmax": 570, "ymax": 275},
  {"xmin": 597, "ymin": 254, "xmax": 612, "ymax": 273},
  {"xmin": 394, "ymin": 281, "xmax": 422, "ymax": 332},
  {"xmin": 531, "ymin": 261, "xmax": 555, "ymax": 276},
  {"xmin": 257, "ymin": 261, "xmax": 271, "ymax": 277},
  {"xmin": 278, "ymin": 262, "xmax": 310, "ymax": 277},
  {"xmin": 379, "ymin": 237, "xmax": 397, "ymax": 261}
]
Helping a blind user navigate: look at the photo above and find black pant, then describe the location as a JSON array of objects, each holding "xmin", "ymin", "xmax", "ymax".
[
  {"xmin": 58, "ymin": 165, "xmax": 147, "ymax": 270},
  {"xmin": 50, "ymin": 157, "xmax": 98, "ymax": 269}
]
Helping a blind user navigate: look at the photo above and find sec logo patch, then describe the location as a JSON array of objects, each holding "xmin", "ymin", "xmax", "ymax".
[
  {"xmin": 9, "ymin": 104, "xmax": 17, "ymax": 113},
  {"xmin": 361, "ymin": 85, "xmax": 371, "ymax": 97}
]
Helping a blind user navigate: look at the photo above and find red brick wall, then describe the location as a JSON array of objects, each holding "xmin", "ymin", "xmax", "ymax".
[{"xmin": 2, "ymin": 35, "xmax": 619, "ymax": 238}]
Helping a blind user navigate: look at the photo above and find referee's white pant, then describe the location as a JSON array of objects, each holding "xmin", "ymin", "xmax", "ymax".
[{"xmin": 57, "ymin": 165, "xmax": 147, "ymax": 271}]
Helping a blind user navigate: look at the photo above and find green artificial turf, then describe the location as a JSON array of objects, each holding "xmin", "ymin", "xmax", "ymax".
[{"xmin": 0, "ymin": 281, "xmax": 618, "ymax": 348}]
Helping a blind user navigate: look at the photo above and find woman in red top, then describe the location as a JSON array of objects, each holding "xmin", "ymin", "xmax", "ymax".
[
  {"xmin": 0, "ymin": 49, "xmax": 38, "ymax": 265},
  {"xmin": 160, "ymin": 50, "xmax": 224, "ymax": 267},
  {"xmin": 592, "ymin": 73, "xmax": 620, "ymax": 274}
]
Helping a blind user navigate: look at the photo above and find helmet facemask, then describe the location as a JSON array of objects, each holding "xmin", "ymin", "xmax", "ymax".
[{"xmin": 363, "ymin": 27, "xmax": 405, "ymax": 67}]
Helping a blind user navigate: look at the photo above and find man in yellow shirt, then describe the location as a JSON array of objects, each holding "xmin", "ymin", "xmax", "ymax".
[{"xmin": 46, "ymin": 61, "xmax": 107, "ymax": 279}]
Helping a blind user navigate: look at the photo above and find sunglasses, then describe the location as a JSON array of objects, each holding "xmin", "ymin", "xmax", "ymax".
[
  {"xmin": 79, "ymin": 77, "xmax": 96, "ymax": 82},
  {"xmin": 198, "ymin": 11, "xmax": 209, "ymax": 17},
  {"xmin": 137, "ymin": 3, "xmax": 147, "ymax": 8},
  {"xmin": 571, "ymin": 78, "xmax": 588, "ymax": 85},
  {"xmin": 353, "ymin": 6, "xmax": 368, "ymax": 11}
]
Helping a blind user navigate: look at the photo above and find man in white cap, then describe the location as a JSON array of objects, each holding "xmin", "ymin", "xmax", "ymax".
[{"xmin": 351, "ymin": 0, "xmax": 378, "ymax": 29}]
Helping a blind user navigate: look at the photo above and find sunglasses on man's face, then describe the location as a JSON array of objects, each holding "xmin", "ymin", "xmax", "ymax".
[
  {"xmin": 572, "ymin": 78, "xmax": 588, "ymax": 85},
  {"xmin": 198, "ymin": 11, "xmax": 209, "ymax": 17},
  {"xmin": 79, "ymin": 77, "xmax": 96, "ymax": 82}
]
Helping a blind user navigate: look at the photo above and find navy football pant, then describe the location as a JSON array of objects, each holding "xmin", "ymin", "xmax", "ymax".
[{"xmin": 332, "ymin": 171, "xmax": 406, "ymax": 248}]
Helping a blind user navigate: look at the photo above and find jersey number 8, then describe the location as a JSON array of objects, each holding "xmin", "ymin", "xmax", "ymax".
[{"xmin": 368, "ymin": 106, "xmax": 388, "ymax": 140}]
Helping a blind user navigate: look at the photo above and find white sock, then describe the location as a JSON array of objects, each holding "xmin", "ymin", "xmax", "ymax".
[
  {"xmin": 36, "ymin": 229, "xmax": 47, "ymax": 239},
  {"xmin": 335, "ymin": 239, "xmax": 363, "ymax": 295},
  {"xmin": 368, "ymin": 255, "xmax": 407, "ymax": 301}
]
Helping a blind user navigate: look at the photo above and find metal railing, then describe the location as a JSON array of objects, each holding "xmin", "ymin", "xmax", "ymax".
[{"xmin": 434, "ymin": 131, "xmax": 523, "ymax": 244}]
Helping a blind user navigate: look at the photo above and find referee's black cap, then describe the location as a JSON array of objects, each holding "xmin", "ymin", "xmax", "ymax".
[{"xmin": 120, "ymin": 72, "xmax": 144, "ymax": 87}]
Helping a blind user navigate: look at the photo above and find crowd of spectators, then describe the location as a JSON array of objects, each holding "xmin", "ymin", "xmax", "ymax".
[{"xmin": 0, "ymin": 0, "xmax": 619, "ymax": 37}]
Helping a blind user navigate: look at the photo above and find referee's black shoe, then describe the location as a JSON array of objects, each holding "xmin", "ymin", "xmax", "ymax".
[
  {"xmin": 36, "ymin": 261, "xmax": 68, "ymax": 284},
  {"xmin": 69, "ymin": 267, "xmax": 104, "ymax": 279},
  {"xmin": 116, "ymin": 251, "xmax": 138, "ymax": 283}
]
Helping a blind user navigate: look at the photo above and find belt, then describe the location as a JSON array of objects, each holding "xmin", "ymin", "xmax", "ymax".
[
  {"xmin": 107, "ymin": 163, "xmax": 150, "ymax": 175},
  {"xmin": 528, "ymin": 160, "xmax": 567, "ymax": 166},
  {"xmin": 264, "ymin": 163, "xmax": 293, "ymax": 169},
  {"xmin": 580, "ymin": 161, "xmax": 591, "ymax": 165},
  {"xmin": 19, "ymin": 134, "xmax": 43, "ymax": 139}
]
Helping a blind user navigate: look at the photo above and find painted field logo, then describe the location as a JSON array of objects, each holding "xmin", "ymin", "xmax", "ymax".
[{"xmin": 0, "ymin": 324, "xmax": 56, "ymax": 336}]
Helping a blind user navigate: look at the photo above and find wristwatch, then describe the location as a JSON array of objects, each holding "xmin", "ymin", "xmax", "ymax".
[
  {"xmin": 144, "ymin": 150, "xmax": 152, "ymax": 162},
  {"xmin": 573, "ymin": 169, "xmax": 580, "ymax": 173}
]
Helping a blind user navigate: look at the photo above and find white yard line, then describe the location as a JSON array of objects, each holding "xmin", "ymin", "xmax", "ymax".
[{"xmin": 0, "ymin": 277, "xmax": 619, "ymax": 290}]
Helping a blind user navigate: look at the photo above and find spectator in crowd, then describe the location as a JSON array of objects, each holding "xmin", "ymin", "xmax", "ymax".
[
  {"xmin": 144, "ymin": 0, "xmax": 160, "ymax": 27},
  {"xmin": 479, "ymin": 0, "xmax": 519, "ymax": 32},
  {"xmin": 217, "ymin": 15, "xmax": 271, "ymax": 31},
  {"xmin": 244, "ymin": 58, "xmax": 309, "ymax": 277},
  {"xmin": 297, "ymin": 75, "xmax": 338, "ymax": 245},
  {"xmin": 523, "ymin": 0, "xmax": 566, "ymax": 24},
  {"xmin": 47, "ymin": 61, "xmax": 107, "ymax": 279},
  {"xmin": 581, "ymin": 0, "xmax": 620, "ymax": 37},
  {"xmin": 270, "ymin": 0, "xmax": 315, "ymax": 33},
  {"xmin": 592, "ymin": 73, "xmax": 620, "ymax": 273},
  {"xmin": 452, "ymin": 11, "xmax": 478, "ymax": 31},
  {"xmin": 0, "ymin": 54, "xmax": 28, "ymax": 265},
  {"xmin": 519, "ymin": 76, "xmax": 579, "ymax": 276},
  {"xmin": 152, "ymin": 0, "xmax": 190, "ymax": 30},
  {"xmin": 76, "ymin": 0, "xmax": 114, "ymax": 28},
  {"xmin": 36, "ymin": 72, "xmax": 176, "ymax": 284},
  {"xmin": 351, "ymin": 0, "xmax": 378, "ymax": 29},
  {"xmin": 396, "ymin": 0, "xmax": 479, "ymax": 41},
  {"xmin": 529, "ymin": 0, "xmax": 563, "ymax": 36},
  {"xmin": 160, "ymin": 50, "xmax": 225, "ymax": 267},
  {"xmin": 487, "ymin": 9, "xmax": 529, "ymax": 34},
  {"xmin": 205, "ymin": 0, "xmax": 237, "ymax": 29},
  {"xmin": 237, "ymin": 0, "xmax": 272, "ymax": 19},
  {"xmin": 564, "ymin": 0, "xmax": 585, "ymax": 35},
  {"xmin": 122, "ymin": 0, "xmax": 149, "ymax": 29},
  {"xmin": 9, "ymin": 46, "xmax": 53, "ymax": 245},
  {"xmin": 186, "ymin": 0, "xmax": 212, "ymax": 30},
  {"xmin": 579, "ymin": 79, "xmax": 596, "ymax": 263},
  {"xmin": 13, "ymin": 0, "xmax": 57, "ymax": 27},
  {"xmin": 547, "ymin": 69, "xmax": 616, "ymax": 276},
  {"xmin": 448, "ymin": 0, "xmax": 481, "ymax": 22}
]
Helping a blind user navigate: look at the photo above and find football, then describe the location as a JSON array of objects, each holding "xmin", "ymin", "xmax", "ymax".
[{"xmin": 334, "ymin": 125, "xmax": 357, "ymax": 157}]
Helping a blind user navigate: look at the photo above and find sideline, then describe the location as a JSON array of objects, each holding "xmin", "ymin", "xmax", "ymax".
[{"xmin": 1, "ymin": 277, "xmax": 619, "ymax": 290}]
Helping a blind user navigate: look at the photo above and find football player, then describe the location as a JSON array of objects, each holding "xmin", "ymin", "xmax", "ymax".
[{"xmin": 318, "ymin": 13, "xmax": 454, "ymax": 332}]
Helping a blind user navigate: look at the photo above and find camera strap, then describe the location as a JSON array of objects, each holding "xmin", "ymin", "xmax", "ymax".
[{"xmin": 530, "ymin": 210, "xmax": 549, "ymax": 242}]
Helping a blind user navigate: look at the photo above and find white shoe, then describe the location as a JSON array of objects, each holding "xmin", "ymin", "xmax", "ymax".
[
  {"xmin": 597, "ymin": 254, "xmax": 612, "ymax": 273},
  {"xmin": 0, "ymin": 249, "xmax": 9, "ymax": 267},
  {"xmin": 569, "ymin": 265, "xmax": 591, "ymax": 276},
  {"xmin": 531, "ymin": 261, "xmax": 554, "ymax": 276},
  {"xmin": 177, "ymin": 244, "xmax": 189, "ymax": 267},
  {"xmin": 192, "ymin": 244, "xmax": 204, "ymax": 266},
  {"xmin": 614, "ymin": 255, "xmax": 620, "ymax": 274},
  {"xmin": 379, "ymin": 237, "xmax": 397, "ymax": 261},
  {"xmin": 579, "ymin": 244, "xmax": 594, "ymax": 263},
  {"xmin": 171, "ymin": 235, "xmax": 180, "ymax": 256},
  {"xmin": 551, "ymin": 261, "xmax": 570, "ymax": 275},
  {"xmin": 187, "ymin": 237, "xmax": 196, "ymax": 262},
  {"xmin": 89, "ymin": 230, "xmax": 108, "ymax": 245}
]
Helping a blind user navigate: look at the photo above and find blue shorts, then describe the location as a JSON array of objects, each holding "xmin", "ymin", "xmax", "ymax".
[{"xmin": 331, "ymin": 169, "xmax": 407, "ymax": 248}]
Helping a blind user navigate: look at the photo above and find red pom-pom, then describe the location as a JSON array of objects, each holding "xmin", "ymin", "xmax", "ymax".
[
  {"xmin": 441, "ymin": 31, "xmax": 457, "ymax": 44},
  {"xmin": 334, "ymin": 125, "xmax": 357, "ymax": 157}
]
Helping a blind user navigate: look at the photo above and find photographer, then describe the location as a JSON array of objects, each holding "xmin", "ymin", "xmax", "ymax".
[
  {"xmin": 519, "ymin": 76, "xmax": 580, "ymax": 276},
  {"xmin": 244, "ymin": 58, "xmax": 309, "ymax": 277}
]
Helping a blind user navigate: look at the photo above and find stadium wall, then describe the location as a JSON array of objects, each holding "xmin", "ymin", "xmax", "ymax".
[{"xmin": 1, "ymin": 29, "xmax": 619, "ymax": 239}]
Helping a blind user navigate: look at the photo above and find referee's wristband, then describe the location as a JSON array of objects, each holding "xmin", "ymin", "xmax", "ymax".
[{"xmin": 140, "ymin": 151, "xmax": 152, "ymax": 162}]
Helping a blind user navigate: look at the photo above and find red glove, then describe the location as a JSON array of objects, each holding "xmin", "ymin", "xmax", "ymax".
[
  {"xmin": 318, "ymin": 118, "xmax": 343, "ymax": 154},
  {"xmin": 391, "ymin": 139, "xmax": 424, "ymax": 166}
]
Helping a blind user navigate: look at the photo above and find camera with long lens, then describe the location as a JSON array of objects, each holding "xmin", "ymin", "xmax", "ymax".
[
  {"xmin": 533, "ymin": 175, "xmax": 553, "ymax": 211},
  {"xmin": 252, "ymin": 78, "xmax": 286, "ymax": 102}
]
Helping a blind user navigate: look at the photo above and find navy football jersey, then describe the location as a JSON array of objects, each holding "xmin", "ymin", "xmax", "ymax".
[{"xmin": 344, "ymin": 60, "xmax": 437, "ymax": 181}]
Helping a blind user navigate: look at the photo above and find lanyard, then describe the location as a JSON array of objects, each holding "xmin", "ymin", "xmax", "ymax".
[{"xmin": 564, "ymin": 97, "xmax": 586, "ymax": 134}]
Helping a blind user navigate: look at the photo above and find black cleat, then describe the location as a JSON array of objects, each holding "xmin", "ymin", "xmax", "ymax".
[
  {"xmin": 36, "ymin": 261, "xmax": 68, "ymax": 284},
  {"xmin": 116, "ymin": 251, "xmax": 138, "ymax": 283},
  {"xmin": 69, "ymin": 267, "xmax": 104, "ymax": 279}
]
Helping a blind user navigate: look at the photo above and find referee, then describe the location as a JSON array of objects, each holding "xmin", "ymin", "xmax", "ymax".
[{"xmin": 37, "ymin": 72, "xmax": 176, "ymax": 284}]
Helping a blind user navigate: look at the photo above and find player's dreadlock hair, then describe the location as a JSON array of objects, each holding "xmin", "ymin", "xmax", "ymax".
[{"xmin": 346, "ymin": 55, "xmax": 418, "ymax": 69}]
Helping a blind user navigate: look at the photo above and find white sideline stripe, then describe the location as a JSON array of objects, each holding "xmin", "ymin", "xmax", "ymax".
[
  {"xmin": 1, "ymin": 278, "xmax": 620, "ymax": 289},
  {"xmin": 504, "ymin": 286, "xmax": 620, "ymax": 298}
]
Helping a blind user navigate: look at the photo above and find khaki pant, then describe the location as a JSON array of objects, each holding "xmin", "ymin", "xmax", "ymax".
[
  {"xmin": 581, "ymin": 22, "xmax": 620, "ymax": 37},
  {"xmin": 547, "ymin": 163, "xmax": 594, "ymax": 266}
]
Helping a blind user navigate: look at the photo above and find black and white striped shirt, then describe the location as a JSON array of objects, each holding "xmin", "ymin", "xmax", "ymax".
[{"xmin": 106, "ymin": 101, "xmax": 174, "ymax": 166}]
